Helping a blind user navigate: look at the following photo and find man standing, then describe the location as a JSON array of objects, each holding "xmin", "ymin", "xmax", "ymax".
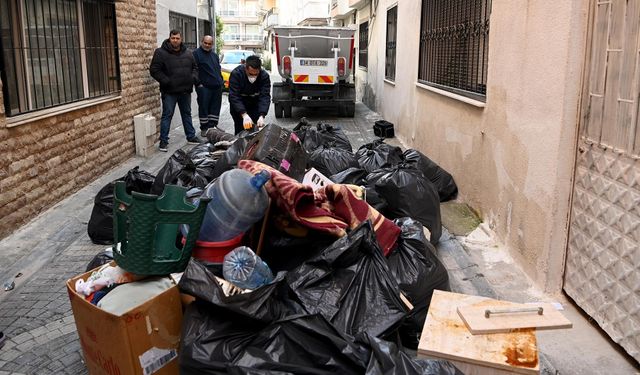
[
  {"xmin": 228, "ymin": 55, "xmax": 271, "ymax": 134},
  {"xmin": 193, "ymin": 35, "xmax": 224, "ymax": 136},
  {"xmin": 150, "ymin": 29, "xmax": 203, "ymax": 152}
]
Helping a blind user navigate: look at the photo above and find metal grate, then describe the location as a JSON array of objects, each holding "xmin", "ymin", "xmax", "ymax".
[
  {"xmin": 169, "ymin": 11, "xmax": 197, "ymax": 49},
  {"xmin": 385, "ymin": 6, "xmax": 397, "ymax": 81},
  {"xmin": 418, "ymin": 0, "xmax": 491, "ymax": 101},
  {"xmin": 358, "ymin": 21, "xmax": 368, "ymax": 69},
  {"xmin": 0, "ymin": 0, "xmax": 120, "ymax": 116}
]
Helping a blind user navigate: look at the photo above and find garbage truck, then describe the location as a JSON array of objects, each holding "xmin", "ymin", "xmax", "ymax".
[{"xmin": 271, "ymin": 26, "xmax": 356, "ymax": 118}]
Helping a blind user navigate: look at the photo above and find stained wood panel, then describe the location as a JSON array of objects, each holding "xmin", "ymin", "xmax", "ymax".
[{"xmin": 418, "ymin": 290, "xmax": 539, "ymax": 375}]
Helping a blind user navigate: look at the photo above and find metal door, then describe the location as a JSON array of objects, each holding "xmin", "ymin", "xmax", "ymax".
[{"xmin": 564, "ymin": 0, "xmax": 640, "ymax": 362}]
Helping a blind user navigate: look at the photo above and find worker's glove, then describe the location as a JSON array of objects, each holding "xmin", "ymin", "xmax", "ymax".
[
  {"xmin": 256, "ymin": 116, "xmax": 265, "ymax": 130},
  {"xmin": 242, "ymin": 113, "xmax": 254, "ymax": 130}
]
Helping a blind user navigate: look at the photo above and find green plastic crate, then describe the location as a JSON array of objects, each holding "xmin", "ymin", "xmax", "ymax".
[{"xmin": 112, "ymin": 182, "xmax": 211, "ymax": 275}]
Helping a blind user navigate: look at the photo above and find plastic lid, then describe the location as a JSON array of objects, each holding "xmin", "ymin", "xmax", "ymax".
[{"xmin": 250, "ymin": 170, "xmax": 271, "ymax": 190}]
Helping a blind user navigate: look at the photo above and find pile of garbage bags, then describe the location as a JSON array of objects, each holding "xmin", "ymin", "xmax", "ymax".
[
  {"xmin": 85, "ymin": 120, "xmax": 460, "ymax": 373},
  {"xmin": 179, "ymin": 222, "xmax": 457, "ymax": 374}
]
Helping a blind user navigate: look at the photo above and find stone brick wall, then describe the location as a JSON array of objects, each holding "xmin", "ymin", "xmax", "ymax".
[{"xmin": 0, "ymin": 0, "xmax": 161, "ymax": 239}]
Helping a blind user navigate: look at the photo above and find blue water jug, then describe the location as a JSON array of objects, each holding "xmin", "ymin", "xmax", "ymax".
[
  {"xmin": 198, "ymin": 169, "xmax": 270, "ymax": 242},
  {"xmin": 223, "ymin": 246, "xmax": 274, "ymax": 289}
]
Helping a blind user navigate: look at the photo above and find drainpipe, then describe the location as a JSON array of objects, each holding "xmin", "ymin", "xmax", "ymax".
[{"xmin": 209, "ymin": 0, "xmax": 216, "ymax": 36}]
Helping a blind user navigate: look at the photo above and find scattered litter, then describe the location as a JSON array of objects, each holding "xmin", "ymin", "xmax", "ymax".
[{"xmin": 3, "ymin": 281, "xmax": 15, "ymax": 291}]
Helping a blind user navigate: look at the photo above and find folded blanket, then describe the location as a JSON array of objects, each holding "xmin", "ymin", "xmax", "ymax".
[{"xmin": 239, "ymin": 160, "xmax": 400, "ymax": 255}]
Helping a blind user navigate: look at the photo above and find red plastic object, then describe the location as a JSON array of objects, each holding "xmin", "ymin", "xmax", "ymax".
[{"xmin": 183, "ymin": 234, "xmax": 244, "ymax": 263}]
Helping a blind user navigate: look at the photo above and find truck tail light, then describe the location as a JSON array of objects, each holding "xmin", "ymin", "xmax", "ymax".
[
  {"xmin": 337, "ymin": 57, "xmax": 346, "ymax": 77},
  {"xmin": 283, "ymin": 56, "xmax": 292, "ymax": 76}
]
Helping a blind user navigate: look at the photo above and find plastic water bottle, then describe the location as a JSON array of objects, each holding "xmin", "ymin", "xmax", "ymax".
[
  {"xmin": 223, "ymin": 246, "xmax": 274, "ymax": 289},
  {"xmin": 198, "ymin": 169, "xmax": 270, "ymax": 242}
]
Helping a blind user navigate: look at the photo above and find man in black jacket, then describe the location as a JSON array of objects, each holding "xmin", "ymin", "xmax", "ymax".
[
  {"xmin": 150, "ymin": 30, "xmax": 202, "ymax": 152},
  {"xmin": 193, "ymin": 35, "xmax": 224, "ymax": 136},
  {"xmin": 228, "ymin": 55, "xmax": 271, "ymax": 134}
]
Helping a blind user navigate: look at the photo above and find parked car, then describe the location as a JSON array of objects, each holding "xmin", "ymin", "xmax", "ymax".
[{"xmin": 220, "ymin": 49, "xmax": 255, "ymax": 90}]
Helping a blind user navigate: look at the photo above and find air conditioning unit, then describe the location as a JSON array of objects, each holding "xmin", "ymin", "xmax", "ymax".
[{"xmin": 133, "ymin": 113, "xmax": 156, "ymax": 157}]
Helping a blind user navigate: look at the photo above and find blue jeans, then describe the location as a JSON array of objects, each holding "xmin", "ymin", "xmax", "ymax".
[
  {"xmin": 159, "ymin": 92, "xmax": 196, "ymax": 143},
  {"xmin": 196, "ymin": 86, "xmax": 222, "ymax": 132}
]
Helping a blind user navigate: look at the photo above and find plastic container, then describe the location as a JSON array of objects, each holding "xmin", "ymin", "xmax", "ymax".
[
  {"xmin": 222, "ymin": 246, "xmax": 274, "ymax": 290},
  {"xmin": 181, "ymin": 233, "xmax": 244, "ymax": 263},
  {"xmin": 198, "ymin": 169, "xmax": 270, "ymax": 242}
]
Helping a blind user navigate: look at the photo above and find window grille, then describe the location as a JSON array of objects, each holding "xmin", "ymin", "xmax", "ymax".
[
  {"xmin": 358, "ymin": 21, "xmax": 368, "ymax": 69},
  {"xmin": 418, "ymin": 0, "xmax": 491, "ymax": 101},
  {"xmin": 198, "ymin": 19, "xmax": 211, "ymax": 42},
  {"xmin": 169, "ymin": 11, "xmax": 197, "ymax": 49},
  {"xmin": 385, "ymin": 6, "xmax": 397, "ymax": 81},
  {"xmin": 0, "ymin": 0, "xmax": 120, "ymax": 116}
]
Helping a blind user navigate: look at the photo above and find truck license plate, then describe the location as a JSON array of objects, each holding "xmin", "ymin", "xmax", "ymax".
[{"xmin": 300, "ymin": 59, "xmax": 328, "ymax": 67}]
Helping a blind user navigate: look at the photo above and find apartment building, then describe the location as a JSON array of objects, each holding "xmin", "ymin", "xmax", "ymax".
[{"xmin": 217, "ymin": 0, "xmax": 263, "ymax": 53}]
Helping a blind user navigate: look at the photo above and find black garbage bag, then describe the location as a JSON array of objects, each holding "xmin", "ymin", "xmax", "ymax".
[
  {"xmin": 228, "ymin": 314, "xmax": 367, "ymax": 375},
  {"xmin": 176, "ymin": 158, "xmax": 210, "ymax": 189},
  {"xmin": 294, "ymin": 119, "xmax": 353, "ymax": 153},
  {"xmin": 358, "ymin": 333, "xmax": 463, "ymax": 375},
  {"xmin": 366, "ymin": 165, "xmax": 441, "ymax": 244},
  {"xmin": 87, "ymin": 166, "xmax": 155, "ymax": 244},
  {"xmin": 365, "ymin": 185, "xmax": 388, "ymax": 212},
  {"xmin": 287, "ymin": 221, "xmax": 407, "ymax": 340},
  {"xmin": 308, "ymin": 146, "xmax": 360, "ymax": 177},
  {"xmin": 227, "ymin": 315, "xmax": 462, "ymax": 375},
  {"xmin": 212, "ymin": 133, "xmax": 256, "ymax": 179},
  {"xmin": 194, "ymin": 157, "xmax": 217, "ymax": 184},
  {"xmin": 403, "ymin": 149, "xmax": 458, "ymax": 202},
  {"xmin": 356, "ymin": 139, "xmax": 404, "ymax": 173},
  {"xmin": 151, "ymin": 149, "xmax": 190, "ymax": 194},
  {"xmin": 388, "ymin": 217, "xmax": 450, "ymax": 349},
  {"xmin": 85, "ymin": 248, "xmax": 114, "ymax": 272},
  {"xmin": 188, "ymin": 142, "xmax": 215, "ymax": 164},
  {"xmin": 330, "ymin": 167, "xmax": 368, "ymax": 185},
  {"xmin": 180, "ymin": 300, "xmax": 268, "ymax": 375},
  {"xmin": 179, "ymin": 259, "xmax": 305, "ymax": 323},
  {"xmin": 261, "ymin": 226, "xmax": 338, "ymax": 272}
]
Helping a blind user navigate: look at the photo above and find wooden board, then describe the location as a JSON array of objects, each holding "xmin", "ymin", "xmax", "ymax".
[
  {"xmin": 457, "ymin": 300, "xmax": 572, "ymax": 335},
  {"xmin": 418, "ymin": 290, "xmax": 539, "ymax": 375}
]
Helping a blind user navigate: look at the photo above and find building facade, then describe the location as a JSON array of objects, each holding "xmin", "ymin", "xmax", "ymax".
[
  {"xmin": 0, "ymin": 0, "xmax": 160, "ymax": 239},
  {"xmin": 156, "ymin": 0, "xmax": 214, "ymax": 49},
  {"xmin": 340, "ymin": 0, "xmax": 640, "ymax": 362},
  {"xmin": 217, "ymin": 0, "xmax": 263, "ymax": 53}
]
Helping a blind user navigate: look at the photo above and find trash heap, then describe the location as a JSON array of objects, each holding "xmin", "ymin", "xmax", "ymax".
[{"xmin": 73, "ymin": 121, "xmax": 461, "ymax": 375}]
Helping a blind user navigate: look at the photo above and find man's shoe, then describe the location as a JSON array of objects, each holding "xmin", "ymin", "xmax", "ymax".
[
  {"xmin": 200, "ymin": 129, "xmax": 208, "ymax": 137},
  {"xmin": 187, "ymin": 136, "xmax": 204, "ymax": 145},
  {"xmin": 159, "ymin": 141, "xmax": 168, "ymax": 152}
]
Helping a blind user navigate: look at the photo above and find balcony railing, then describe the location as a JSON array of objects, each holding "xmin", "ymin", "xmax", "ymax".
[
  {"xmin": 222, "ymin": 33, "xmax": 263, "ymax": 42},
  {"xmin": 218, "ymin": 10, "xmax": 259, "ymax": 17}
]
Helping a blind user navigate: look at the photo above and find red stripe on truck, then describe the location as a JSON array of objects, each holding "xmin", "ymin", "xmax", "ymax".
[
  {"xmin": 349, "ymin": 36, "xmax": 354, "ymax": 69},
  {"xmin": 275, "ymin": 34, "xmax": 281, "ymax": 70}
]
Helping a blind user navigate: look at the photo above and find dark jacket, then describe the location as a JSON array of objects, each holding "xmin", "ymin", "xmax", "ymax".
[
  {"xmin": 228, "ymin": 65, "xmax": 271, "ymax": 116},
  {"xmin": 149, "ymin": 39, "xmax": 198, "ymax": 94},
  {"xmin": 193, "ymin": 47, "xmax": 224, "ymax": 88}
]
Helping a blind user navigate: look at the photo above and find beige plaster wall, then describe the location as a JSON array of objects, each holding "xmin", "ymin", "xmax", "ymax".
[{"xmin": 362, "ymin": 0, "xmax": 589, "ymax": 292}]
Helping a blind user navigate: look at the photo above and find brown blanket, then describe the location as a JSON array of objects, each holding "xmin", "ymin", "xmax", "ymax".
[{"xmin": 239, "ymin": 160, "xmax": 400, "ymax": 255}]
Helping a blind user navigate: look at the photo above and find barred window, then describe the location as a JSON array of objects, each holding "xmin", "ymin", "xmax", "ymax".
[
  {"xmin": 358, "ymin": 21, "xmax": 368, "ymax": 69},
  {"xmin": 169, "ymin": 12, "xmax": 197, "ymax": 50},
  {"xmin": 418, "ymin": 0, "xmax": 491, "ymax": 101},
  {"xmin": 385, "ymin": 6, "xmax": 397, "ymax": 81},
  {"xmin": 0, "ymin": 0, "xmax": 120, "ymax": 117}
]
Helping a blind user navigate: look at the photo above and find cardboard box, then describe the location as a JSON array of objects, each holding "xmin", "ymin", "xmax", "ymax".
[{"xmin": 66, "ymin": 269, "xmax": 183, "ymax": 375}]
